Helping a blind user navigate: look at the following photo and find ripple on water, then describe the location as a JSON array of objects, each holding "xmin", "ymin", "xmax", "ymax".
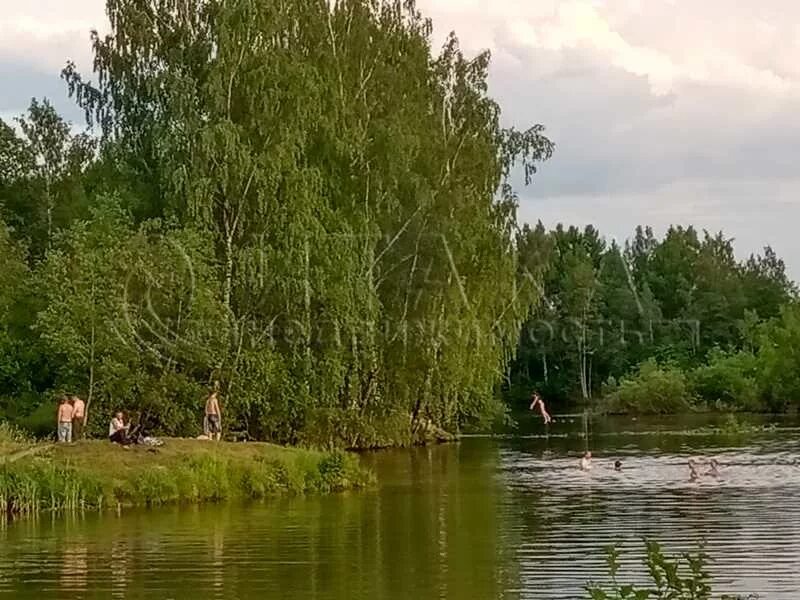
[
  {"xmin": 498, "ymin": 441, "xmax": 800, "ymax": 599},
  {"xmin": 1, "ymin": 437, "xmax": 800, "ymax": 599}
]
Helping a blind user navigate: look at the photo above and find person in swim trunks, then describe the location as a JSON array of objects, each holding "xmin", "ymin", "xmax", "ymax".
[{"xmin": 205, "ymin": 387, "xmax": 222, "ymax": 441}]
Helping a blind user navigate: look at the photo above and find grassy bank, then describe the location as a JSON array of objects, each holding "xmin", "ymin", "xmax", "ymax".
[{"xmin": 0, "ymin": 437, "xmax": 373, "ymax": 518}]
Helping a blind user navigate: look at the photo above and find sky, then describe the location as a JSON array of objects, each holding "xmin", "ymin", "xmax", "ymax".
[{"xmin": 2, "ymin": 0, "xmax": 800, "ymax": 277}]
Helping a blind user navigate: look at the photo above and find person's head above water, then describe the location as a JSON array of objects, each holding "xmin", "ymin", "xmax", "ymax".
[
  {"xmin": 584, "ymin": 451, "xmax": 592, "ymax": 459},
  {"xmin": 614, "ymin": 460, "xmax": 622, "ymax": 471}
]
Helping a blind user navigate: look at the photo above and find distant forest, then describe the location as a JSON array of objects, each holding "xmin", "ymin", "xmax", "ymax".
[{"xmin": 509, "ymin": 222, "xmax": 798, "ymax": 415}]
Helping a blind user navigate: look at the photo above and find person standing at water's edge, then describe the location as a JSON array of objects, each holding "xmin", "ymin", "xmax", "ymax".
[
  {"xmin": 530, "ymin": 391, "xmax": 552, "ymax": 424},
  {"xmin": 56, "ymin": 396, "xmax": 73, "ymax": 443},
  {"xmin": 205, "ymin": 387, "xmax": 222, "ymax": 441},
  {"xmin": 71, "ymin": 395, "xmax": 86, "ymax": 440}
]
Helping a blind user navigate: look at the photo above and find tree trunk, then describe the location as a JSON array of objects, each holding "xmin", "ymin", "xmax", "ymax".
[
  {"xmin": 84, "ymin": 278, "xmax": 97, "ymax": 438},
  {"xmin": 224, "ymin": 233, "xmax": 234, "ymax": 313},
  {"xmin": 541, "ymin": 352, "xmax": 548, "ymax": 384}
]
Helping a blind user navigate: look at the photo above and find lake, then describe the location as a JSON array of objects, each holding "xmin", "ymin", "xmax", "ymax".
[{"xmin": 2, "ymin": 415, "xmax": 800, "ymax": 599}]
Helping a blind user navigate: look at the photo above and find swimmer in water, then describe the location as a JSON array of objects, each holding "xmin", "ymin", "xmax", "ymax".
[
  {"xmin": 580, "ymin": 451, "xmax": 593, "ymax": 471},
  {"xmin": 705, "ymin": 458, "xmax": 720, "ymax": 477},
  {"xmin": 614, "ymin": 460, "xmax": 622, "ymax": 472},
  {"xmin": 688, "ymin": 459, "xmax": 700, "ymax": 481},
  {"xmin": 529, "ymin": 391, "xmax": 552, "ymax": 425}
]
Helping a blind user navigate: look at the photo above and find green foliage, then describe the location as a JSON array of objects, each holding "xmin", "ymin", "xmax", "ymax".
[
  {"xmin": 0, "ymin": 421, "xmax": 31, "ymax": 446},
  {"xmin": 1, "ymin": 0, "xmax": 799, "ymax": 436},
  {"xmin": 600, "ymin": 360, "xmax": 696, "ymax": 415},
  {"xmin": 511, "ymin": 221, "xmax": 795, "ymax": 414},
  {"xmin": 757, "ymin": 303, "xmax": 800, "ymax": 412},
  {"xmin": 586, "ymin": 541, "xmax": 756, "ymax": 600},
  {"xmin": 1, "ymin": 440, "xmax": 372, "ymax": 518},
  {"xmin": 0, "ymin": 459, "xmax": 107, "ymax": 515},
  {"xmin": 13, "ymin": 402, "xmax": 58, "ymax": 439},
  {"xmin": 47, "ymin": 0, "xmax": 553, "ymax": 444},
  {"xmin": 0, "ymin": 100, "xmax": 95, "ymax": 256},
  {"xmin": 689, "ymin": 351, "xmax": 762, "ymax": 411}
]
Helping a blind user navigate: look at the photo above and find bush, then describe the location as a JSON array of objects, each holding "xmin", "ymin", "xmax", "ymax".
[
  {"xmin": 689, "ymin": 350, "xmax": 763, "ymax": 412},
  {"xmin": 299, "ymin": 408, "xmax": 413, "ymax": 449},
  {"xmin": 600, "ymin": 359, "xmax": 696, "ymax": 415},
  {"xmin": 14, "ymin": 401, "xmax": 57, "ymax": 439}
]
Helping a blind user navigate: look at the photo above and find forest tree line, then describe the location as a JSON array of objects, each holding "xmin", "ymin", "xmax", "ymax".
[
  {"xmin": 1, "ymin": 0, "xmax": 798, "ymax": 446},
  {"xmin": 509, "ymin": 222, "xmax": 800, "ymax": 415},
  {"xmin": 0, "ymin": 0, "xmax": 553, "ymax": 445}
]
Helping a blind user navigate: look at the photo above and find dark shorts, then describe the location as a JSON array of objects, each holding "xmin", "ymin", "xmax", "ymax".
[
  {"xmin": 109, "ymin": 430, "xmax": 128, "ymax": 445},
  {"xmin": 207, "ymin": 414, "xmax": 221, "ymax": 433}
]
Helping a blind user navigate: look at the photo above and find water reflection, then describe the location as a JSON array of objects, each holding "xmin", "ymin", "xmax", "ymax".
[
  {"xmin": 59, "ymin": 540, "xmax": 88, "ymax": 594},
  {"xmin": 1, "ymin": 431, "xmax": 799, "ymax": 599}
]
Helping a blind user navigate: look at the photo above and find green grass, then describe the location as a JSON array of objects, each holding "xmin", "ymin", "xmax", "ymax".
[
  {"xmin": 0, "ymin": 421, "xmax": 32, "ymax": 455},
  {"xmin": 0, "ymin": 438, "xmax": 374, "ymax": 518}
]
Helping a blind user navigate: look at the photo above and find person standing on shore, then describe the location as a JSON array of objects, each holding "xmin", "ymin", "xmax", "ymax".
[
  {"xmin": 71, "ymin": 395, "xmax": 86, "ymax": 440},
  {"xmin": 56, "ymin": 396, "xmax": 73, "ymax": 443},
  {"xmin": 205, "ymin": 387, "xmax": 222, "ymax": 442}
]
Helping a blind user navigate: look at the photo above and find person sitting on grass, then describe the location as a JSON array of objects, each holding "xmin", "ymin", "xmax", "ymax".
[{"xmin": 109, "ymin": 411, "xmax": 131, "ymax": 445}]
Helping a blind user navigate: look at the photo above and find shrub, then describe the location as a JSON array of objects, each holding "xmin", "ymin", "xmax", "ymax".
[
  {"xmin": 689, "ymin": 350, "xmax": 763, "ymax": 412},
  {"xmin": 300, "ymin": 408, "xmax": 412, "ymax": 449},
  {"xmin": 13, "ymin": 402, "xmax": 57, "ymax": 439},
  {"xmin": 600, "ymin": 360, "xmax": 696, "ymax": 415}
]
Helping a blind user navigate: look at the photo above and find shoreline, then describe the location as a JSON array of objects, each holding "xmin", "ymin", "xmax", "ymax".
[{"xmin": 1, "ymin": 439, "xmax": 374, "ymax": 519}]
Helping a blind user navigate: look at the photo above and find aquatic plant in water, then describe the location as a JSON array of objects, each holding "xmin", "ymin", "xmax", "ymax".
[{"xmin": 585, "ymin": 540, "xmax": 759, "ymax": 600}]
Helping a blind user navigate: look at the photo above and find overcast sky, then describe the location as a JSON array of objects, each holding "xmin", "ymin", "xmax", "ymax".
[{"xmin": 2, "ymin": 1, "xmax": 799, "ymax": 277}]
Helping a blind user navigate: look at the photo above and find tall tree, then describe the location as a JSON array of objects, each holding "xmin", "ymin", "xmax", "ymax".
[{"xmin": 62, "ymin": 0, "xmax": 553, "ymax": 443}]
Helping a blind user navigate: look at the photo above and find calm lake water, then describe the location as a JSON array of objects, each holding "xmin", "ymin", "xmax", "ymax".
[{"xmin": 2, "ymin": 415, "xmax": 800, "ymax": 599}]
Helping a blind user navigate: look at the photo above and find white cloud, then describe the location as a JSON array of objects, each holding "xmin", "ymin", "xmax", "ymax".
[
  {"xmin": 423, "ymin": 0, "xmax": 800, "ymax": 97},
  {"xmin": 0, "ymin": 0, "xmax": 106, "ymax": 73}
]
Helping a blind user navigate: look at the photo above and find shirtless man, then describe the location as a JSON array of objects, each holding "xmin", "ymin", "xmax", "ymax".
[
  {"xmin": 71, "ymin": 395, "xmax": 86, "ymax": 440},
  {"xmin": 205, "ymin": 388, "xmax": 222, "ymax": 442},
  {"xmin": 529, "ymin": 391, "xmax": 552, "ymax": 425},
  {"xmin": 56, "ymin": 396, "xmax": 73, "ymax": 443}
]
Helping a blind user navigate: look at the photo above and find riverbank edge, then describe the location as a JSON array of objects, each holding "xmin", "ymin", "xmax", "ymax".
[{"xmin": 0, "ymin": 439, "xmax": 374, "ymax": 518}]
